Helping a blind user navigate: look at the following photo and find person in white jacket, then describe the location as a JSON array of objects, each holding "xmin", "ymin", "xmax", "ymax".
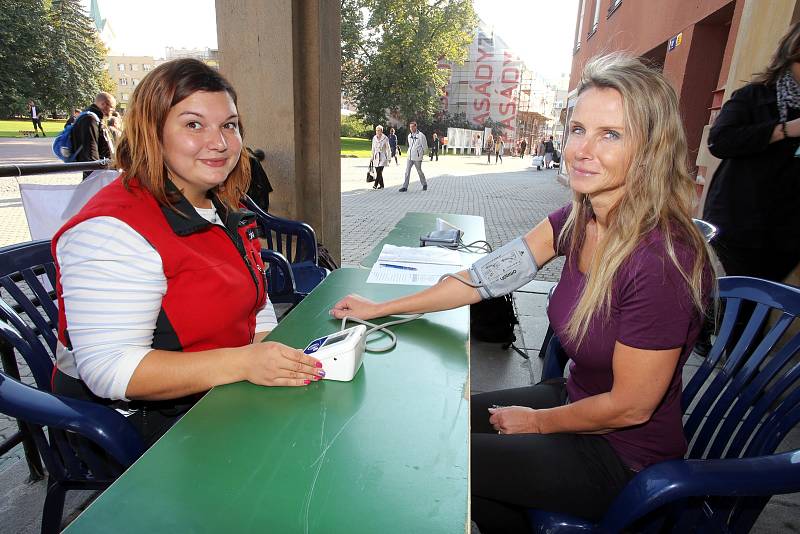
[
  {"xmin": 400, "ymin": 121, "xmax": 428, "ymax": 192},
  {"xmin": 370, "ymin": 125, "xmax": 391, "ymax": 189}
]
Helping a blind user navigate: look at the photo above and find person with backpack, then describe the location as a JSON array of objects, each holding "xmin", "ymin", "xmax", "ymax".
[{"xmin": 72, "ymin": 92, "xmax": 116, "ymax": 179}]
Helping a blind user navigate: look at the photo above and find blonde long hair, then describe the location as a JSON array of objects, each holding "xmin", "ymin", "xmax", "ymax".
[{"xmin": 560, "ymin": 54, "xmax": 711, "ymax": 345}]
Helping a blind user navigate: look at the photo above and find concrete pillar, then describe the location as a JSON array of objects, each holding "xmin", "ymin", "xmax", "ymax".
[{"xmin": 215, "ymin": 0, "xmax": 342, "ymax": 261}]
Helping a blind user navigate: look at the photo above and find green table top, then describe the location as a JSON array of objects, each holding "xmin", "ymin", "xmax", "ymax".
[
  {"xmin": 360, "ymin": 212, "xmax": 487, "ymax": 268},
  {"xmin": 65, "ymin": 268, "xmax": 469, "ymax": 533}
]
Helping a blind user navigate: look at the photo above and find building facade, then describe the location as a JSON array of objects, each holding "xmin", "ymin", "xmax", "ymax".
[
  {"xmin": 439, "ymin": 19, "xmax": 567, "ymax": 151},
  {"xmin": 105, "ymin": 56, "xmax": 158, "ymax": 110},
  {"xmin": 566, "ymin": 0, "xmax": 800, "ymax": 192}
]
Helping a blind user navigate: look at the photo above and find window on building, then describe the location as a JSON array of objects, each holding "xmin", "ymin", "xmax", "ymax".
[
  {"xmin": 132, "ymin": 79, "xmax": 139, "ymax": 86},
  {"xmin": 131, "ymin": 64, "xmax": 139, "ymax": 71},
  {"xmin": 575, "ymin": 0, "xmax": 587, "ymax": 51},
  {"xmin": 143, "ymin": 64, "xmax": 153, "ymax": 71},
  {"xmin": 591, "ymin": 0, "xmax": 602, "ymax": 35},
  {"xmin": 119, "ymin": 78, "xmax": 128, "ymax": 86},
  {"xmin": 107, "ymin": 62, "xmax": 113, "ymax": 71},
  {"xmin": 118, "ymin": 63, "xmax": 125, "ymax": 71},
  {"xmin": 608, "ymin": 0, "xmax": 622, "ymax": 17},
  {"xmin": 122, "ymin": 93, "xmax": 129, "ymax": 101}
]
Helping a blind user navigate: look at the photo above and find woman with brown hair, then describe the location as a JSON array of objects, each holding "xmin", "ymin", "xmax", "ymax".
[
  {"xmin": 51, "ymin": 59, "xmax": 325, "ymax": 445},
  {"xmin": 703, "ymin": 21, "xmax": 800, "ymax": 284},
  {"xmin": 330, "ymin": 54, "xmax": 713, "ymax": 530}
]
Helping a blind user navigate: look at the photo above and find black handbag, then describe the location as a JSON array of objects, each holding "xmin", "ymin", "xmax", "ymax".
[{"xmin": 366, "ymin": 161, "xmax": 375, "ymax": 183}]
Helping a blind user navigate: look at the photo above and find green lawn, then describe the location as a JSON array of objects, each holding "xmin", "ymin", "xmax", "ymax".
[
  {"xmin": 0, "ymin": 119, "xmax": 66, "ymax": 138},
  {"xmin": 340, "ymin": 136, "xmax": 371, "ymax": 157}
]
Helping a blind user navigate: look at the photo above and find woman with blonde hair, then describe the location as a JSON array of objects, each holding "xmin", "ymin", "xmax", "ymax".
[
  {"xmin": 330, "ymin": 53, "xmax": 712, "ymax": 530},
  {"xmin": 51, "ymin": 59, "xmax": 325, "ymax": 446}
]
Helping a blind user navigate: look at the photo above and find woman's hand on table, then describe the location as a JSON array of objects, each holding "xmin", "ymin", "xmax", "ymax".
[
  {"xmin": 330, "ymin": 294, "xmax": 382, "ymax": 320},
  {"xmin": 489, "ymin": 406, "xmax": 543, "ymax": 434},
  {"xmin": 243, "ymin": 341, "xmax": 324, "ymax": 386}
]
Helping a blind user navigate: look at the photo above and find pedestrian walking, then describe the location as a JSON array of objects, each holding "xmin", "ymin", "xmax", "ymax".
[
  {"xmin": 400, "ymin": 121, "xmax": 428, "ymax": 192},
  {"xmin": 388, "ymin": 127, "xmax": 400, "ymax": 165},
  {"xmin": 485, "ymin": 134, "xmax": 494, "ymax": 163},
  {"xmin": 544, "ymin": 135, "xmax": 555, "ymax": 168},
  {"xmin": 429, "ymin": 132, "xmax": 440, "ymax": 161},
  {"xmin": 72, "ymin": 92, "xmax": 116, "ymax": 179},
  {"xmin": 370, "ymin": 125, "xmax": 391, "ymax": 189},
  {"xmin": 28, "ymin": 100, "xmax": 46, "ymax": 137},
  {"xmin": 519, "ymin": 138, "xmax": 527, "ymax": 158},
  {"xmin": 495, "ymin": 135, "xmax": 504, "ymax": 164}
]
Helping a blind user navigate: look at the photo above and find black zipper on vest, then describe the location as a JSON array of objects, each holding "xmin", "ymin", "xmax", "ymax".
[{"xmin": 218, "ymin": 224, "xmax": 261, "ymax": 342}]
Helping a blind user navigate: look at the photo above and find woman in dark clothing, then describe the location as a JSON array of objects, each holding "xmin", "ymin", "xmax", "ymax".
[
  {"xmin": 703, "ymin": 22, "xmax": 800, "ymax": 283},
  {"xmin": 388, "ymin": 127, "xmax": 399, "ymax": 165}
]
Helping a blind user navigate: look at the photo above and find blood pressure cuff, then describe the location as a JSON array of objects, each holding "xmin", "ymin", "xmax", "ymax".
[{"xmin": 467, "ymin": 237, "xmax": 539, "ymax": 299}]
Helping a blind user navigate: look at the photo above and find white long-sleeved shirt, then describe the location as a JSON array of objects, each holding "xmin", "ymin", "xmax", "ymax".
[{"xmin": 55, "ymin": 207, "xmax": 277, "ymax": 401}]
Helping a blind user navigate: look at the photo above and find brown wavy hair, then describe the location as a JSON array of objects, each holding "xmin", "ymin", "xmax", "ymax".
[
  {"xmin": 114, "ymin": 58, "xmax": 250, "ymax": 211},
  {"xmin": 754, "ymin": 22, "xmax": 800, "ymax": 85}
]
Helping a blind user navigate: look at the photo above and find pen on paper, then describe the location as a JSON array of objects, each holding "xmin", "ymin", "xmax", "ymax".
[{"xmin": 380, "ymin": 263, "xmax": 418, "ymax": 271}]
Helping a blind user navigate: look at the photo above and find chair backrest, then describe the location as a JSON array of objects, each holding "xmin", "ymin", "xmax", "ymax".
[
  {"xmin": 682, "ymin": 276, "xmax": 800, "ymax": 460},
  {"xmin": 0, "ymin": 240, "xmax": 59, "ymax": 389},
  {"xmin": 0, "ymin": 319, "xmax": 143, "ymax": 484},
  {"xmin": 242, "ymin": 195, "xmax": 319, "ymax": 265}
]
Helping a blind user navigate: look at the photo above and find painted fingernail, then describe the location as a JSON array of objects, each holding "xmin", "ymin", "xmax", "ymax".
[
  {"xmin": 315, "ymin": 361, "xmax": 323, "ymax": 368},
  {"xmin": 313, "ymin": 375, "xmax": 321, "ymax": 381},
  {"xmin": 318, "ymin": 370, "xmax": 326, "ymax": 377},
  {"xmin": 303, "ymin": 379, "xmax": 311, "ymax": 385}
]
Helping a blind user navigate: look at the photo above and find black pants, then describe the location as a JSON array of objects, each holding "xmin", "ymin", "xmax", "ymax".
[
  {"xmin": 471, "ymin": 382, "xmax": 634, "ymax": 533},
  {"xmin": 53, "ymin": 370, "xmax": 187, "ymax": 447},
  {"xmin": 31, "ymin": 117, "xmax": 45, "ymax": 135},
  {"xmin": 373, "ymin": 166, "xmax": 384, "ymax": 188},
  {"xmin": 495, "ymin": 152, "xmax": 502, "ymax": 163},
  {"xmin": 429, "ymin": 148, "xmax": 438, "ymax": 161}
]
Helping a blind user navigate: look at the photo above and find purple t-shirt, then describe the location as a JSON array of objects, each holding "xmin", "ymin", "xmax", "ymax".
[{"xmin": 547, "ymin": 205, "xmax": 708, "ymax": 471}]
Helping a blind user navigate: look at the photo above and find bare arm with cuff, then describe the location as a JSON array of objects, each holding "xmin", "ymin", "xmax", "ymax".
[{"xmin": 330, "ymin": 218, "xmax": 557, "ymax": 320}]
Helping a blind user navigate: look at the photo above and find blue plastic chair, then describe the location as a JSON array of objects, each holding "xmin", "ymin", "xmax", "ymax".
[
  {"xmin": 0, "ymin": 318, "xmax": 144, "ymax": 534},
  {"xmin": 260, "ymin": 249, "xmax": 304, "ymax": 305},
  {"xmin": 0, "ymin": 239, "xmax": 59, "ymax": 381},
  {"xmin": 242, "ymin": 195, "xmax": 328, "ymax": 301},
  {"xmin": 530, "ymin": 276, "xmax": 800, "ymax": 533}
]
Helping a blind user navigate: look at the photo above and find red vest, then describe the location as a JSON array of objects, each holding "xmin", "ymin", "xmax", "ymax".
[{"xmin": 53, "ymin": 177, "xmax": 267, "ymax": 357}]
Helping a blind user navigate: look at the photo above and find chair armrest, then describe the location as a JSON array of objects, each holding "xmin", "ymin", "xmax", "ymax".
[
  {"xmin": 540, "ymin": 333, "xmax": 569, "ymax": 381},
  {"xmin": 260, "ymin": 249, "xmax": 298, "ymax": 298},
  {"xmin": 0, "ymin": 372, "xmax": 144, "ymax": 466},
  {"xmin": 598, "ymin": 452, "xmax": 800, "ymax": 532},
  {"xmin": 243, "ymin": 195, "xmax": 319, "ymax": 264}
]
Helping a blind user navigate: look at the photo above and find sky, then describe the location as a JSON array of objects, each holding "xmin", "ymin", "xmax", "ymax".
[{"xmin": 86, "ymin": 0, "xmax": 579, "ymax": 80}]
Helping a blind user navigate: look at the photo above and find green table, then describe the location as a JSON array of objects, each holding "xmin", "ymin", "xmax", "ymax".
[
  {"xmin": 360, "ymin": 212, "xmax": 487, "ymax": 268},
  {"xmin": 64, "ymin": 268, "xmax": 469, "ymax": 533}
]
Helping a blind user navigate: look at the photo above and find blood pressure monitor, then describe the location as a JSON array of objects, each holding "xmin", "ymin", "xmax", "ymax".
[{"xmin": 303, "ymin": 325, "xmax": 367, "ymax": 381}]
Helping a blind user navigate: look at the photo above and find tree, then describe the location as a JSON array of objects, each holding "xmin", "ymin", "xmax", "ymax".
[
  {"xmin": 341, "ymin": 0, "xmax": 477, "ymax": 127},
  {"xmin": 0, "ymin": 0, "xmax": 112, "ymax": 117},
  {"xmin": 0, "ymin": 0, "xmax": 51, "ymax": 116}
]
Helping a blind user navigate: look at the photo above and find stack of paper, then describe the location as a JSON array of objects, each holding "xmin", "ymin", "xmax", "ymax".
[{"xmin": 366, "ymin": 244, "xmax": 477, "ymax": 286}]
